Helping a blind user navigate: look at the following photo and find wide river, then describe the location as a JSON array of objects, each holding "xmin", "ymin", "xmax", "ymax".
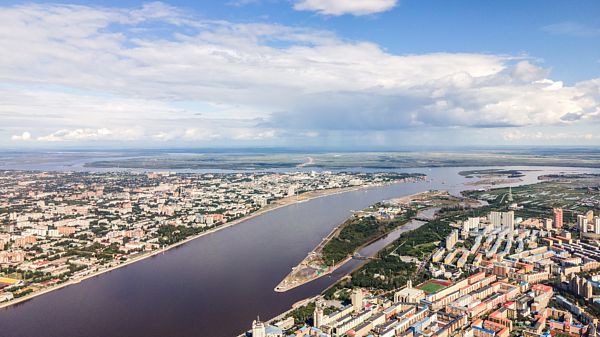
[{"xmin": 0, "ymin": 166, "xmax": 598, "ymax": 337}]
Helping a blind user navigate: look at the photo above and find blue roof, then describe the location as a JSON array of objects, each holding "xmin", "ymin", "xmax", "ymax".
[{"xmin": 266, "ymin": 326, "xmax": 283, "ymax": 334}]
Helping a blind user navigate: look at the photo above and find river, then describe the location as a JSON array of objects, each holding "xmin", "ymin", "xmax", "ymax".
[{"xmin": 0, "ymin": 166, "xmax": 598, "ymax": 337}]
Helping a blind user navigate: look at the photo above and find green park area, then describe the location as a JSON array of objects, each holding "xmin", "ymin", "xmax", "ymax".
[{"xmin": 321, "ymin": 206, "xmax": 416, "ymax": 267}]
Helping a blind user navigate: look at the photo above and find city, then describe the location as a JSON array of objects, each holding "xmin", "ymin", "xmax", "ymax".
[
  {"xmin": 0, "ymin": 170, "xmax": 423, "ymax": 306},
  {"xmin": 1, "ymin": 0, "xmax": 600, "ymax": 336},
  {"xmin": 244, "ymin": 175, "xmax": 600, "ymax": 337}
]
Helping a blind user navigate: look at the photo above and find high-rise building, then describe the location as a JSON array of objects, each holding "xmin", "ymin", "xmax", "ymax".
[
  {"xmin": 313, "ymin": 299, "xmax": 325, "ymax": 329},
  {"xmin": 578, "ymin": 215, "xmax": 588, "ymax": 233},
  {"xmin": 489, "ymin": 211, "xmax": 502, "ymax": 227},
  {"xmin": 584, "ymin": 280, "xmax": 593, "ymax": 300},
  {"xmin": 488, "ymin": 211, "xmax": 514, "ymax": 230},
  {"xmin": 586, "ymin": 210, "xmax": 594, "ymax": 223},
  {"xmin": 252, "ymin": 317, "xmax": 266, "ymax": 337},
  {"xmin": 569, "ymin": 275, "xmax": 593, "ymax": 300},
  {"xmin": 446, "ymin": 230, "xmax": 458, "ymax": 249},
  {"xmin": 545, "ymin": 218, "xmax": 553, "ymax": 230},
  {"xmin": 595, "ymin": 217, "xmax": 600, "ymax": 235},
  {"xmin": 351, "ymin": 288, "xmax": 364, "ymax": 313},
  {"xmin": 553, "ymin": 208, "xmax": 563, "ymax": 229},
  {"xmin": 505, "ymin": 211, "xmax": 515, "ymax": 231},
  {"xmin": 463, "ymin": 217, "xmax": 480, "ymax": 232}
]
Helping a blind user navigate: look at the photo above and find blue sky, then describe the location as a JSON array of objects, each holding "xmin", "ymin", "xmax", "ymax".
[{"xmin": 1, "ymin": 0, "xmax": 599, "ymax": 148}]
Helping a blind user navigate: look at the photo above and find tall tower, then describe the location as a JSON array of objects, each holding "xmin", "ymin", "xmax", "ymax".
[
  {"xmin": 351, "ymin": 288, "xmax": 364, "ymax": 313},
  {"xmin": 252, "ymin": 317, "xmax": 266, "ymax": 337},
  {"xmin": 578, "ymin": 215, "xmax": 588, "ymax": 233},
  {"xmin": 507, "ymin": 187, "xmax": 513, "ymax": 202},
  {"xmin": 586, "ymin": 210, "xmax": 594, "ymax": 222},
  {"xmin": 504, "ymin": 211, "xmax": 515, "ymax": 231},
  {"xmin": 584, "ymin": 280, "xmax": 593, "ymax": 300},
  {"xmin": 313, "ymin": 299, "xmax": 325, "ymax": 329},
  {"xmin": 553, "ymin": 208, "xmax": 563, "ymax": 229}
]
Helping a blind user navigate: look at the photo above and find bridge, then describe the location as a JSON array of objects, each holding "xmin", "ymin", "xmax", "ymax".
[{"xmin": 352, "ymin": 253, "xmax": 377, "ymax": 261}]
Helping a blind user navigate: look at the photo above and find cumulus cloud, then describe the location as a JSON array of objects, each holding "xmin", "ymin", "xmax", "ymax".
[
  {"xmin": 0, "ymin": 2, "xmax": 598, "ymax": 146},
  {"xmin": 11, "ymin": 131, "xmax": 32, "ymax": 141},
  {"xmin": 503, "ymin": 129, "xmax": 599, "ymax": 141},
  {"xmin": 293, "ymin": 0, "xmax": 397, "ymax": 16},
  {"xmin": 37, "ymin": 128, "xmax": 144, "ymax": 142}
]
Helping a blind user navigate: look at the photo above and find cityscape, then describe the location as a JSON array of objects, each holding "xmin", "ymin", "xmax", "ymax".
[
  {"xmin": 1, "ymin": 0, "xmax": 600, "ymax": 336},
  {"xmin": 244, "ymin": 175, "xmax": 600, "ymax": 337},
  {"xmin": 0, "ymin": 170, "xmax": 421, "ymax": 306}
]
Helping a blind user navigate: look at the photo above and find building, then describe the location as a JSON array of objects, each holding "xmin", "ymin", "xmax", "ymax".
[
  {"xmin": 248, "ymin": 317, "xmax": 283, "ymax": 337},
  {"xmin": 569, "ymin": 275, "xmax": 593, "ymax": 301},
  {"xmin": 446, "ymin": 230, "xmax": 459, "ymax": 250},
  {"xmin": 253, "ymin": 319, "xmax": 266, "ymax": 337},
  {"xmin": 578, "ymin": 215, "xmax": 588, "ymax": 233},
  {"xmin": 554, "ymin": 208, "xmax": 563, "ymax": 229},
  {"xmin": 351, "ymin": 288, "xmax": 364, "ymax": 313},
  {"xmin": 586, "ymin": 210, "xmax": 594, "ymax": 223},
  {"xmin": 394, "ymin": 280, "xmax": 425, "ymax": 303},
  {"xmin": 488, "ymin": 211, "xmax": 514, "ymax": 230}
]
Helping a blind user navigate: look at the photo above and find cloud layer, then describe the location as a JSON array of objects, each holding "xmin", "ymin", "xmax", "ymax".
[
  {"xmin": 0, "ymin": 2, "xmax": 599, "ymax": 146},
  {"xmin": 293, "ymin": 0, "xmax": 398, "ymax": 16}
]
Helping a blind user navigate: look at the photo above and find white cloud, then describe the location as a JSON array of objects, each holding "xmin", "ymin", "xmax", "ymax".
[
  {"xmin": 11, "ymin": 131, "xmax": 32, "ymax": 141},
  {"xmin": 232, "ymin": 129, "xmax": 277, "ymax": 140},
  {"xmin": 294, "ymin": 0, "xmax": 397, "ymax": 16},
  {"xmin": 0, "ymin": 2, "xmax": 598, "ymax": 146},
  {"xmin": 37, "ymin": 128, "xmax": 144, "ymax": 142},
  {"xmin": 503, "ymin": 129, "xmax": 599, "ymax": 141},
  {"xmin": 151, "ymin": 128, "xmax": 222, "ymax": 142}
]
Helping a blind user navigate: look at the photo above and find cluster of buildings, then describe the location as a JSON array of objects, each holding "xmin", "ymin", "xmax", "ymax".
[
  {"xmin": 247, "ymin": 197, "xmax": 600, "ymax": 337},
  {"xmin": 250, "ymin": 269, "xmax": 590, "ymax": 337},
  {"xmin": 0, "ymin": 170, "xmax": 420, "ymax": 303},
  {"xmin": 578, "ymin": 211, "xmax": 600, "ymax": 237}
]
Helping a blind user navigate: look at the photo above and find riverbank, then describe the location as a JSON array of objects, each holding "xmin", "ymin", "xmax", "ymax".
[
  {"xmin": 274, "ymin": 191, "xmax": 441, "ymax": 293},
  {"xmin": 0, "ymin": 179, "xmax": 420, "ymax": 310}
]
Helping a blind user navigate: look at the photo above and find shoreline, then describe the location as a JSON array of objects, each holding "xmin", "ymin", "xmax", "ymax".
[
  {"xmin": 0, "ymin": 180, "xmax": 417, "ymax": 310},
  {"xmin": 274, "ymin": 191, "xmax": 437, "ymax": 293}
]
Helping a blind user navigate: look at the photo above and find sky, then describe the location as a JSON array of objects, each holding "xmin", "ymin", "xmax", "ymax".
[{"xmin": 1, "ymin": 0, "xmax": 600, "ymax": 149}]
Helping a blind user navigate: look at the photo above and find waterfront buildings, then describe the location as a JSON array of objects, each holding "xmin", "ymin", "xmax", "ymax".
[
  {"xmin": 0, "ymin": 170, "xmax": 422, "ymax": 304},
  {"xmin": 253, "ymin": 205, "xmax": 600, "ymax": 337}
]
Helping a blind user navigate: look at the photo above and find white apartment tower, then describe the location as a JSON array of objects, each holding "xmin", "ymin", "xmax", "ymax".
[
  {"xmin": 252, "ymin": 318, "xmax": 266, "ymax": 337},
  {"xmin": 351, "ymin": 288, "xmax": 364, "ymax": 313},
  {"xmin": 489, "ymin": 211, "xmax": 514, "ymax": 230},
  {"xmin": 578, "ymin": 215, "xmax": 589, "ymax": 233},
  {"xmin": 446, "ymin": 230, "xmax": 459, "ymax": 249}
]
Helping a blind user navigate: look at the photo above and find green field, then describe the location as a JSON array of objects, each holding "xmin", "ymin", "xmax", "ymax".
[{"xmin": 417, "ymin": 280, "xmax": 448, "ymax": 294}]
